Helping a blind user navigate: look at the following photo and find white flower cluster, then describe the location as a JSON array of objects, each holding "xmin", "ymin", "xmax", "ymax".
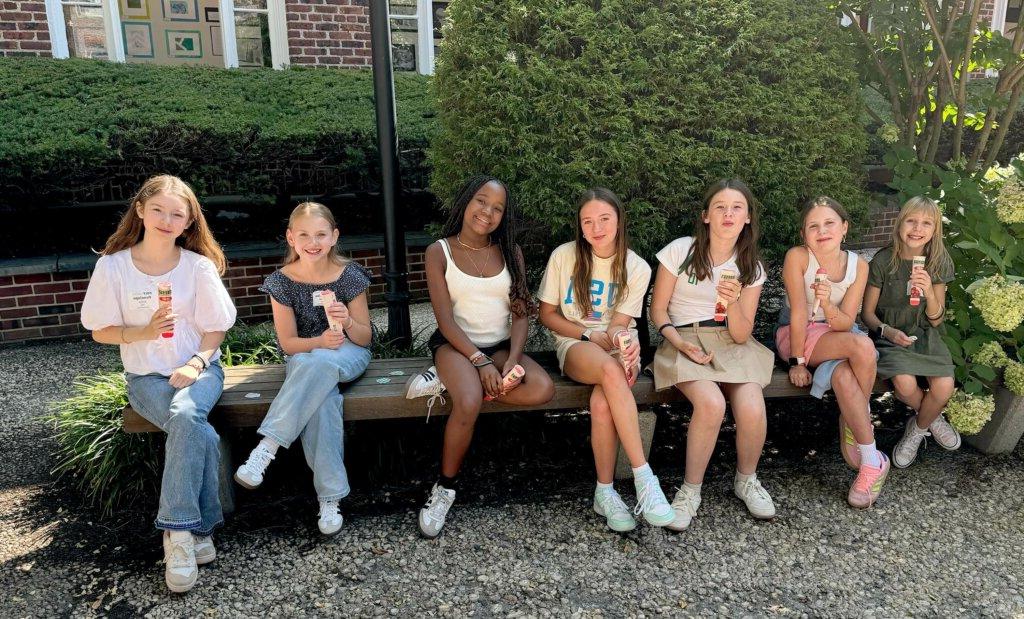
[
  {"xmin": 995, "ymin": 173, "xmax": 1024, "ymax": 224},
  {"xmin": 971, "ymin": 275, "xmax": 1024, "ymax": 333},
  {"xmin": 877, "ymin": 123, "xmax": 899, "ymax": 144},
  {"xmin": 943, "ymin": 390, "xmax": 995, "ymax": 435},
  {"xmin": 972, "ymin": 340, "xmax": 1011, "ymax": 369},
  {"xmin": 1005, "ymin": 361, "xmax": 1024, "ymax": 397}
]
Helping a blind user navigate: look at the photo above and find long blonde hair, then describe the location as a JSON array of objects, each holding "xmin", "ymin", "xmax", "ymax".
[
  {"xmin": 886, "ymin": 196, "xmax": 952, "ymax": 276},
  {"xmin": 284, "ymin": 202, "xmax": 348, "ymax": 267},
  {"xmin": 573, "ymin": 188, "xmax": 629, "ymax": 319},
  {"xmin": 101, "ymin": 175, "xmax": 226, "ymax": 275}
]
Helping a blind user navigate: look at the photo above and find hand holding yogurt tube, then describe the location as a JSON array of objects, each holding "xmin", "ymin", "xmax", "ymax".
[
  {"xmin": 312, "ymin": 290, "xmax": 347, "ymax": 348},
  {"xmin": 714, "ymin": 269, "xmax": 739, "ymax": 321}
]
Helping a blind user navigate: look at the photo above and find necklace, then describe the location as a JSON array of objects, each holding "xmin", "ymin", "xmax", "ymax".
[
  {"xmin": 462, "ymin": 245, "xmax": 492, "ymax": 277},
  {"xmin": 457, "ymin": 233, "xmax": 491, "ymax": 251}
]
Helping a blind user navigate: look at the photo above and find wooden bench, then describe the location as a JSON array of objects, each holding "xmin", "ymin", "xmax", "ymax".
[{"xmin": 123, "ymin": 354, "xmax": 868, "ymax": 513}]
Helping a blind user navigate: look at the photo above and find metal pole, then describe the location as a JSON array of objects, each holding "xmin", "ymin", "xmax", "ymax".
[{"xmin": 369, "ymin": 0, "xmax": 411, "ymax": 347}]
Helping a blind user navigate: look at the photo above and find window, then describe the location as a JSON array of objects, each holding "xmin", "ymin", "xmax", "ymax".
[
  {"xmin": 389, "ymin": 0, "xmax": 449, "ymax": 75},
  {"xmin": 44, "ymin": 0, "xmax": 289, "ymax": 68}
]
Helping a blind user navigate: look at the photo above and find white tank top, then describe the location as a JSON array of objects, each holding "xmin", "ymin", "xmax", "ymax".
[
  {"xmin": 439, "ymin": 238, "xmax": 512, "ymax": 347},
  {"xmin": 785, "ymin": 249, "xmax": 858, "ymax": 322}
]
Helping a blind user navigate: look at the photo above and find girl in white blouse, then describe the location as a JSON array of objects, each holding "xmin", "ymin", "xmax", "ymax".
[{"xmin": 81, "ymin": 175, "xmax": 236, "ymax": 594}]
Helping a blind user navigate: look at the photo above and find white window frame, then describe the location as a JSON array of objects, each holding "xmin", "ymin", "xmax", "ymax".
[
  {"xmin": 45, "ymin": 0, "xmax": 289, "ymax": 69},
  {"xmin": 388, "ymin": 0, "xmax": 435, "ymax": 75}
]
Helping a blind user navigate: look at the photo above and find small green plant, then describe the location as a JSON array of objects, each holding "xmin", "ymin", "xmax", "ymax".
[
  {"xmin": 370, "ymin": 323, "xmax": 432, "ymax": 359},
  {"xmin": 221, "ymin": 321, "xmax": 284, "ymax": 366},
  {"xmin": 45, "ymin": 372, "xmax": 162, "ymax": 516}
]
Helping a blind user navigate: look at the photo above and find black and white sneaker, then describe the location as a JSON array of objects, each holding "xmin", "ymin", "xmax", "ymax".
[
  {"xmin": 418, "ymin": 483, "xmax": 456, "ymax": 538},
  {"xmin": 406, "ymin": 365, "xmax": 445, "ymax": 399}
]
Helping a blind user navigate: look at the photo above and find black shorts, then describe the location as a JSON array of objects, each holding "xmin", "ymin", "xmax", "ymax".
[{"xmin": 427, "ymin": 329, "xmax": 511, "ymax": 360}]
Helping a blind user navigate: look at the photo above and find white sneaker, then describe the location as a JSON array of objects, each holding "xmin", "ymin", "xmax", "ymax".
[
  {"xmin": 163, "ymin": 532, "xmax": 198, "ymax": 593},
  {"xmin": 406, "ymin": 366, "xmax": 445, "ymax": 398},
  {"xmin": 406, "ymin": 366, "xmax": 447, "ymax": 421},
  {"xmin": 318, "ymin": 500, "xmax": 344, "ymax": 536},
  {"xmin": 893, "ymin": 417, "xmax": 928, "ymax": 468},
  {"xmin": 929, "ymin": 414, "xmax": 962, "ymax": 451},
  {"xmin": 734, "ymin": 474, "xmax": 776, "ymax": 519},
  {"xmin": 418, "ymin": 483, "xmax": 456, "ymax": 538},
  {"xmin": 593, "ymin": 487, "xmax": 637, "ymax": 532},
  {"xmin": 665, "ymin": 486, "xmax": 701, "ymax": 531},
  {"xmin": 632, "ymin": 475, "xmax": 675, "ymax": 527},
  {"xmin": 193, "ymin": 535, "xmax": 216, "ymax": 565},
  {"xmin": 234, "ymin": 443, "xmax": 275, "ymax": 489}
]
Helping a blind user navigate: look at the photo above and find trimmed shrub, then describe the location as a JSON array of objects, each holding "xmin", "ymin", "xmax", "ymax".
[
  {"xmin": 0, "ymin": 58, "xmax": 435, "ymax": 208},
  {"xmin": 429, "ymin": 0, "xmax": 868, "ymax": 260}
]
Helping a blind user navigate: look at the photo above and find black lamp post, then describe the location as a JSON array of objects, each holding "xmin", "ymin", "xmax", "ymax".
[{"xmin": 368, "ymin": 0, "xmax": 412, "ymax": 347}]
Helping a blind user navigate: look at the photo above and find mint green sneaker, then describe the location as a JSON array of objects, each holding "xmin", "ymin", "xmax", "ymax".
[
  {"xmin": 593, "ymin": 487, "xmax": 637, "ymax": 532},
  {"xmin": 633, "ymin": 475, "xmax": 675, "ymax": 527}
]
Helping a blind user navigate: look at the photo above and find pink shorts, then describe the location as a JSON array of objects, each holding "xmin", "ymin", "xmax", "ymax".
[{"xmin": 775, "ymin": 322, "xmax": 833, "ymax": 361}]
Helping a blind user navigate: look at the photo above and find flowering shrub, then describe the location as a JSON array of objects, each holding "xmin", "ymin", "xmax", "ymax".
[
  {"xmin": 944, "ymin": 390, "xmax": 995, "ymax": 435},
  {"xmin": 877, "ymin": 123, "xmax": 900, "ymax": 145},
  {"xmin": 995, "ymin": 171, "xmax": 1024, "ymax": 224}
]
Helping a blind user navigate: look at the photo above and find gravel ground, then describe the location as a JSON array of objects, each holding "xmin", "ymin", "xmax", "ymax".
[{"xmin": 3, "ymin": 320, "xmax": 1024, "ymax": 617}]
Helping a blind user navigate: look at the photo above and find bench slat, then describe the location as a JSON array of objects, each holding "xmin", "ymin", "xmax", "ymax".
[{"xmin": 123, "ymin": 358, "xmax": 881, "ymax": 433}]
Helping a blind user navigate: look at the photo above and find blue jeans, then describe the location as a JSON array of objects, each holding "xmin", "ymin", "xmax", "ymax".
[
  {"xmin": 258, "ymin": 342, "xmax": 371, "ymax": 501},
  {"xmin": 126, "ymin": 363, "xmax": 225, "ymax": 535}
]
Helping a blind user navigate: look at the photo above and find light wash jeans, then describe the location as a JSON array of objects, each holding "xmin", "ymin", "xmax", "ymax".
[
  {"xmin": 258, "ymin": 342, "xmax": 371, "ymax": 501},
  {"xmin": 126, "ymin": 363, "xmax": 225, "ymax": 535}
]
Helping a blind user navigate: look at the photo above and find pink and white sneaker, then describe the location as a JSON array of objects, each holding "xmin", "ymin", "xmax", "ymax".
[{"xmin": 847, "ymin": 453, "xmax": 890, "ymax": 509}]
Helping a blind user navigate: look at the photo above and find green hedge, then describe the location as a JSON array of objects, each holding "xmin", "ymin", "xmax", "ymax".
[
  {"xmin": 429, "ymin": 0, "xmax": 868, "ymax": 259},
  {"xmin": 0, "ymin": 58, "xmax": 435, "ymax": 207}
]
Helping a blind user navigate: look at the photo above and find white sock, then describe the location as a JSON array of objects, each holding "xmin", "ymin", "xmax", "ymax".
[
  {"xmin": 683, "ymin": 481, "xmax": 702, "ymax": 494},
  {"xmin": 858, "ymin": 442, "xmax": 883, "ymax": 468},
  {"xmin": 735, "ymin": 471, "xmax": 756, "ymax": 484},
  {"xmin": 168, "ymin": 529, "xmax": 191, "ymax": 543},
  {"xmin": 596, "ymin": 481, "xmax": 615, "ymax": 494},
  {"xmin": 259, "ymin": 437, "xmax": 280, "ymax": 455},
  {"xmin": 631, "ymin": 463, "xmax": 654, "ymax": 480},
  {"xmin": 911, "ymin": 416, "xmax": 929, "ymax": 434}
]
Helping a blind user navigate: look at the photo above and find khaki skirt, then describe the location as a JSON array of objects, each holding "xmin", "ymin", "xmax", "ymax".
[{"xmin": 651, "ymin": 325, "xmax": 774, "ymax": 390}]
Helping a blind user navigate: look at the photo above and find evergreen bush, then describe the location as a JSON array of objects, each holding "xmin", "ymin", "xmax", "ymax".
[{"xmin": 429, "ymin": 0, "xmax": 868, "ymax": 259}]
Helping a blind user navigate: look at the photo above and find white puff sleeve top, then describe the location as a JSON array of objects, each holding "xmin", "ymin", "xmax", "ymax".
[{"xmin": 80, "ymin": 248, "xmax": 237, "ymax": 376}]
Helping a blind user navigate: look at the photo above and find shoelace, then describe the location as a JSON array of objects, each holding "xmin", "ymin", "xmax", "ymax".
[
  {"xmin": 319, "ymin": 500, "xmax": 341, "ymax": 523},
  {"xmin": 738, "ymin": 479, "xmax": 771, "ymax": 503},
  {"xmin": 633, "ymin": 477, "xmax": 666, "ymax": 516},
  {"xmin": 930, "ymin": 418, "xmax": 958, "ymax": 443},
  {"xmin": 424, "ymin": 488, "xmax": 454, "ymax": 519},
  {"xmin": 670, "ymin": 488, "xmax": 698, "ymax": 516},
  {"xmin": 852, "ymin": 464, "xmax": 884, "ymax": 494},
  {"xmin": 597, "ymin": 490, "xmax": 630, "ymax": 516},
  {"xmin": 244, "ymin": 445, "xmax": 274, "ymax": 474},
  {"xmin": 167, "ymin": 538, "xmax": 195, "ymax": 569},
  {"xmin": 424, "ymin": 386, "xmax": 446, "ymax": 423}
]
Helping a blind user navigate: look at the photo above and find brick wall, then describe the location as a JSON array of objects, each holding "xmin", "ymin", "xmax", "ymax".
[
  {"xmin": 848, "ymin": 200, "xmax": 900, "ymax": 250},
  {"xmin": 0, "ymin": 1, "xmax": 52, "ymax": 57},
  {"xmin": 286, "ymin": 0, "xmax": 371, "ymax": 68},
  {"xmin": 0, "ymin": 245, "xmax": 428, "ymax": 345}
]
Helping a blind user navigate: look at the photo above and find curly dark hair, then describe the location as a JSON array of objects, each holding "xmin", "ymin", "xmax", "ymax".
[{"xmin": 440, "ymin": 175, "xmax": 533, "ymax": 317}]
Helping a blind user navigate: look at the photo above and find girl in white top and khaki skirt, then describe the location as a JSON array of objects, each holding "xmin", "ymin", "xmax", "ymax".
[{"xmin": 649, "ymin": 179, "xmax": 776, "ymax": 530}]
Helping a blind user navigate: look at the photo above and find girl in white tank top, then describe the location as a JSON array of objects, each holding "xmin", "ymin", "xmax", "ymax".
[
  {"xmin": 414, "ymin": 176, "xmax": 554, "ymax": 539},
  {"xmin": 777, "ymin": 196, "xmax": 887, "ymax": 509}
]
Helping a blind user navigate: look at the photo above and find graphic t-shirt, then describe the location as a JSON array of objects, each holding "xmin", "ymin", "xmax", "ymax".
[
  {"xmin": 537, "ymin": 241, "xmax": 652, "ymax": 344},
  {"xmin": 655, "ymin": 236, "xmax": 765, "ymax": 325}
]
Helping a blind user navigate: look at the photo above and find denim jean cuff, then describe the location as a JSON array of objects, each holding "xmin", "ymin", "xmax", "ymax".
[
  {"xmin": 317, "ymin": 489, "xmax": 350, "ymax": 503},
  {"xmin": 155, "ymin": 516, "xmax": 203, "ymax": 532},
  {"xmin": 193, "ymin": 520, "xmax": 224, "ymax": 537},
  {"xmin": 258, "ymin": 428, "xmax": 296, "ymax": 450}
]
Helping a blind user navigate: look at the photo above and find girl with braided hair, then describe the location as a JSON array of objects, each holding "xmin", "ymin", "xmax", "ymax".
[{"xmin": 412, "ymin": 175, "xmax": 554, "ymax": 538}]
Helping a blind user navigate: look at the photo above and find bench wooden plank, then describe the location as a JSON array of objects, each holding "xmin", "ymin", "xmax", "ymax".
[{"xmin": 122, "ymin": 357, "xmax": 884, "ymax": 433}]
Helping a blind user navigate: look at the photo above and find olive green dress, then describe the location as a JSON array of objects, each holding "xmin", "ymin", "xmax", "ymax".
[{"xmin": 867, "ymin": 247, "xmax": 955, "ymax": 379}]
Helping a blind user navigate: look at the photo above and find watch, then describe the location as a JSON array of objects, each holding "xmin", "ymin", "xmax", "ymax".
[
  {"xmin": 788, "ymin": 356, "xmax": 806, "ymax": 368},
  {"xmin": 581, "ymin": 328, "xmax": 593, "ymax": 342}
]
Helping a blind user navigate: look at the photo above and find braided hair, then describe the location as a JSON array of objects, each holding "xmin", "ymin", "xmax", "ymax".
[{"xmin": 440, "ymin": 175, "xmax": 534, "ymax": 317}]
